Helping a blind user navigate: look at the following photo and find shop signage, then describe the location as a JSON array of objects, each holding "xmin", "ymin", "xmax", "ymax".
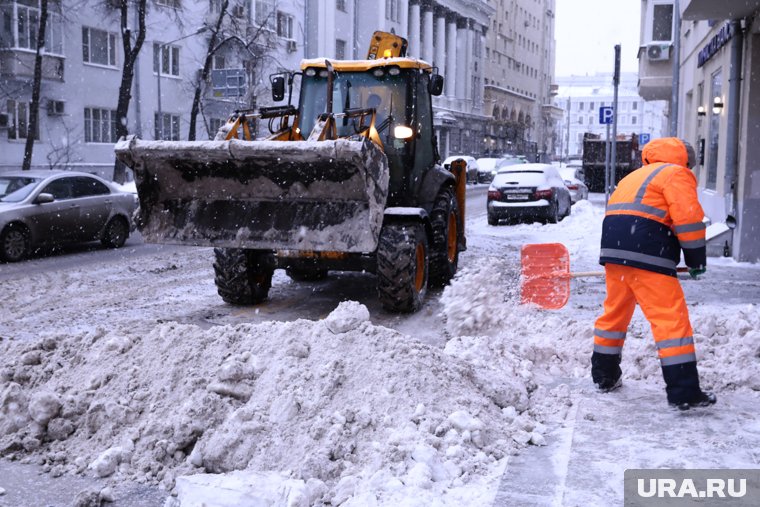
[{"xmin": 697, "ymin": 23, "xmax": 733, "ymax": 68}]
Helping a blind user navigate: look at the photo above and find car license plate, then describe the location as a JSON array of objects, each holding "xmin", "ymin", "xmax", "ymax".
[{"xmin": 506, "ymin": 194, "xmax": 528, "ymax": 201}]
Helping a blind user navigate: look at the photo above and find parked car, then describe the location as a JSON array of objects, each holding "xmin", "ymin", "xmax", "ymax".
[
  {"xmin": 559, "ymin": 166, "xmax": 589, "ymax": 203},
  {"xmin": 443, "ymin": 155, "xmax": 480, "ymax": 184},
  {"xmin": 475, "ymin": 158, "xmax": 504, "ymax": 183},
  {"xmin": 478, "ymin": 156, "xmax": 528, "ymax": 183},
  {"xmin": 0, "ymin": 170, "xmax": 138, "ymax": 262},
  {"xmin": 486, "ymin": 163, "xmax": 573, "ymax": 225}
]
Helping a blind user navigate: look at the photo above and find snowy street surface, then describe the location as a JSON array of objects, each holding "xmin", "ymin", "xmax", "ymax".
[{"xmin": 1, "ymin": 194, "xmax": 759, "ymax": 506}]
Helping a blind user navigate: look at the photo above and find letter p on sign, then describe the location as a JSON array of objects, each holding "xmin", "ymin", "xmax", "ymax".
[{"xmin": 599, "ymin": 106, "xmax": 614, "ymax": 125}]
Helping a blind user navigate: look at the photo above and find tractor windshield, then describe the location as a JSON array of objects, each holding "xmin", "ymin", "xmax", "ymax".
[{"xmin": 299, "ymin": 68, "xmax": 411, "ymax": 149}]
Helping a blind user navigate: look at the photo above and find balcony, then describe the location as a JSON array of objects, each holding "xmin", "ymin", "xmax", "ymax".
[
  {"xmin": 637, "ymin": 43, "xmax": 673, "ymax": 101},
  {"xmin": 0, "ymin": 50, "xmax": 65, "ymax": 81}
]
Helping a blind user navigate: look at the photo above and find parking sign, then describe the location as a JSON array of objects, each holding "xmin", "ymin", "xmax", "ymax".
[
  {"xmin": 639, "ymin": 133, "xmax": 651, "ymax": 145},
  {"xmin": 599, "ymin": 106, "xmax": 614, "ymax": 125}
]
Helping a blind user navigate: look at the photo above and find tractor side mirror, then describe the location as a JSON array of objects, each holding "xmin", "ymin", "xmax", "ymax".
[
  {"xmin": 271, "ymin": 75, "xmax": 286, "ymax": 102},
  {"xmin": 429, "ymin": 74, "xmax": 444, "ymax": 96}
]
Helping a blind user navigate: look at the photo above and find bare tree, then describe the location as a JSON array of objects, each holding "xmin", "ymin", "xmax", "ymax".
[
  {"xmin": 45, "ymin": 118, "xmax": 83, "ymax": 169},
  {"xmin": 188, "ymin": 0, "xmax": 229, "ymax": 141},
  {"xmin": 188, "ymin": 5, "xmax": 281, "ymax": 140},
  {"xmin": 21, "ymin": 0, "xmax": 48, "ymax": 171},
  {"xmin": 112, "ymin": 0, "xmax": 147, "ymax": 183}
]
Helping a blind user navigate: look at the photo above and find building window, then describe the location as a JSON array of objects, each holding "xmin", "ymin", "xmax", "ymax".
[
  {"xmin": 5, "ymin": 100, "xmax": 38, "ymax": 140},
  {"xmin": 45, "ymin": 13, "xmax": 64, "ymax": 54},
  {"xmin": 337, "ymin": 0, "xmax": 347, "ymax": 12},
  {"xmin": 276, "ymin": 11, "xmax": 293, "ymax": 39},
  {"xmin": 578, "ymin": 102, "xmax": 584, "ymax": 111},
  {"xmin": 153, "ymin": 43, "xmax": 180, "ymax": 76},
  {"xmin": 632, "ymin": 101, "xmax": 638, "ymax": 111},
  {"xmin": 84, "ymin": 107, "xmax": 118, "ymax": 143},
  {"xmin": 83, "ymin": 27, "xmax": 117, "ymax": 67},
  {"xmin": 385, "ymin": 0, "xmax": 398, "ymax": 21},
  {"xmin": 335, "ymin": 38, "xmax": 346, "ymax": 59},
  {"xmin": 255, "ymin": 0, "xmax": 276, "ymax": 29},
  {"xmin": 578, "ymin": 116, "xmax": 583, "ymax": 125},
  {"xmin": 652, "ymin": 3, "xmax": 674, "ymax": 41},
  {"xmin": 212, "ymin": 55, "xmax": 225, "ymax": 70},
  {"xmin": 706, "ymin": 68, "xmax": 722, "ymax": 189},
  {"xmin": 208, "ymin": 117, "xmax": 224, "ymax": 139},
  {"xmin": 154, "ymin": 112, "xmax": 180, "ymax": 141},
  {"xmin": 632, "ymin": 116, "xmax": 637, "ymax": 124}
]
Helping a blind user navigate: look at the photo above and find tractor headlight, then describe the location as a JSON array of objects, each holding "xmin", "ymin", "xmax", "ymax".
[{"xmin": 393, "ymin": 125, "xmax": 414, "ymax": 139}]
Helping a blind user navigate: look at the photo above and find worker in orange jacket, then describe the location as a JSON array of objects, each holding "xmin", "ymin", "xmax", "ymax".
[{"xmin": 592, "ymin": 137, "xmax": 716, "ymax": 410}]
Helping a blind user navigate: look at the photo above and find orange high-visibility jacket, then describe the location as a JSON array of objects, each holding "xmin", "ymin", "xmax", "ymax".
[{"xmin": 600, "ymin": 138, "xmax": 706, "ymax": 276}]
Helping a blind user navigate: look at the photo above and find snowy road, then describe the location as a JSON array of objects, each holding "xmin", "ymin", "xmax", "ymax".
[{"xmin": 1, "ymin": 193, "xmax": 759, "ymax": 507}]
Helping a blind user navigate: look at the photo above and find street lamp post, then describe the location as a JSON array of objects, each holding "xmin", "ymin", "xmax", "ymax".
[{"xmin": 156, "ymin": 27, "xmax": 208, "ymax": 140}]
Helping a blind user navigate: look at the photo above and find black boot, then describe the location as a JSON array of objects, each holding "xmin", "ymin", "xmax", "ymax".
[
  {"xmin": 662, "ymin": 361, "xmax": 717, "ymax": 410},
  {"xmin": 591, "ymin": 352, "xmax": 622, "ymax": 392}
]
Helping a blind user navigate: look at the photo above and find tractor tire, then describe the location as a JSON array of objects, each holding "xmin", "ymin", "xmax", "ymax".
[
  {"xmin": 376, "ymin": 222, "xmax": 428, "ymax": 313},
  {"xmin": 213, "ymin": 248, "xmax": 274, "ymax": 305},
  {"xmin": 429, "ymin": 187, "xmax": 460, "ymax": 287},
  {"xmin": 286, "ymin": 268, "xmax": 328, "ymax": 281}
]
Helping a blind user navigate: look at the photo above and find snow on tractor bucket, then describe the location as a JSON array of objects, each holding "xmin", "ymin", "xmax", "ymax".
[{"xmin": 114, "ymin": 135, "xmax": 390, "ymax": 253}]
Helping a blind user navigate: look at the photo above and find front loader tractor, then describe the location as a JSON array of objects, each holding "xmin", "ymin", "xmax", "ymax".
[{"xmin": 115, "ymin": 31, "xmax": 466, "ymax": 312}]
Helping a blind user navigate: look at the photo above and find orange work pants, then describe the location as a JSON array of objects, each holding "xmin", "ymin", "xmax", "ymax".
[{"xmin": 593, "ymin": 263, "xmax": 697, "ymax": 366}]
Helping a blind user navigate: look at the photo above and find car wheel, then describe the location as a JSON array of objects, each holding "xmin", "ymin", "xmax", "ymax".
[
  {"xmin": 101, "ymin": 216, "xmax": 129, "ymax": 248},
  {"xmin": 547, "ymin": 201, "xmax": 559, "ymax": 224},
  {"xmin": 0, "ymin": 224, "xmax": 31, "ymax": 262},
  {"xmin": 487, "ymin": 213, "xmax": 499, "ymax": 226}
]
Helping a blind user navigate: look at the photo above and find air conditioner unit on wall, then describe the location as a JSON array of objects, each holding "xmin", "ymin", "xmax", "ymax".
[
  {"xmin": 646, "ymin": 43, "xmax": 671, "ymax": 62},
  {"xmin": 47, "ymin": 100, "xmax": 65, "ymax": 116},
  {"xmin": 0, "ymin": 113, "xmax": 8, "ymax": 128}
]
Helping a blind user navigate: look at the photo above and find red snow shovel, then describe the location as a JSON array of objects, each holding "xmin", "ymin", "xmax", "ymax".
[{"xmin": 520, "ymin": 243, "xmax": 687, "ymax": 310}]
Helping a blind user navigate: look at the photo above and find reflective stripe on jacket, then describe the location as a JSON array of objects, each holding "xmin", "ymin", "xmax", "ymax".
[{"xmin": 600, "ymin": 158, "xmax": 706, "ymax": 276}]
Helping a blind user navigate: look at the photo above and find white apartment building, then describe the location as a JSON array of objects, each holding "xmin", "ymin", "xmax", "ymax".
[
  {"xmin": 1, "ymin": 0, "xmax": 501, "ymax": 173},
  {"xmin": 555, "ymin": 72, "xmax": 667, "ymax": 158},
  {"xmin": 483, "ymin": 0, "xmax": 560, "ymax": 161},
  {"xmin": 0, "ymin": 0, "xmax": 305, "ymax": 177}
]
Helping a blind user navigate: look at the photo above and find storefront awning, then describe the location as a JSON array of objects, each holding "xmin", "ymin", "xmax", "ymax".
[{"xmin": 683, "ymin": 0, "xmax": 760, "ymax": 20}]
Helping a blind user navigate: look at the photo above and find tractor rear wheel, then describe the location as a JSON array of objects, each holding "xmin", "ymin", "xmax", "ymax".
[
  {"xmin": 213, "ymin": 248, "xmax": 274, "ymax": 305},
  {"xmin": 429, "ymin": 187, "xmax": 460, "ymax": 287},
  {"xmin": 376, "ymin": 222, "xmax": 428, "ymax": 312}
]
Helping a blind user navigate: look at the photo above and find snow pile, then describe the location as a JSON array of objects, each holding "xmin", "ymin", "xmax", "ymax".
[
  {"xmin": 440, "ymin": 260, "xmax": 760, "ymax": 396},
  {"xmin": 439, "ymin": 256, "xmax": 522, "ymax": 336},
  {"xmin": 0, "ymin": 301, "xmax": 570, "ymax": 505}
]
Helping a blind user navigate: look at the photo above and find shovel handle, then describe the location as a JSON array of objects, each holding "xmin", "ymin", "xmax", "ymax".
[
  {"xmin": 570, "ymin": 267, "xmax": 690, "ymax": 278},
  {"xmin": 539, "ymin": 266, "xmax": 690, "ymax": 280}
]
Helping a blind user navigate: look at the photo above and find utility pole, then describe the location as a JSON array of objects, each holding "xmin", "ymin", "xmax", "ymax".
[
  {"xmin": 565, "ymin": 96, "xmax": 571, "ymax": 162},
  {"xmin": 609, "ymin": 44, "xmax": 620, "ymax": 205},
  {"xmin": 669, "ymin": 0, "xmax": 681, "ymax": 136}
]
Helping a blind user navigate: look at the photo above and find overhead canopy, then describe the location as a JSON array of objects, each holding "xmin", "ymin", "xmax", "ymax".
[{"xmin": 682, "ymin": 0, "xmax": 760, "ymax": 20}]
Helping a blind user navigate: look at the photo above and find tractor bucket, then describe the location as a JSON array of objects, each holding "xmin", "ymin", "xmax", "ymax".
[{"xmin": 114, "ymin": 136, "xmax": 390, "ymax": 253}]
